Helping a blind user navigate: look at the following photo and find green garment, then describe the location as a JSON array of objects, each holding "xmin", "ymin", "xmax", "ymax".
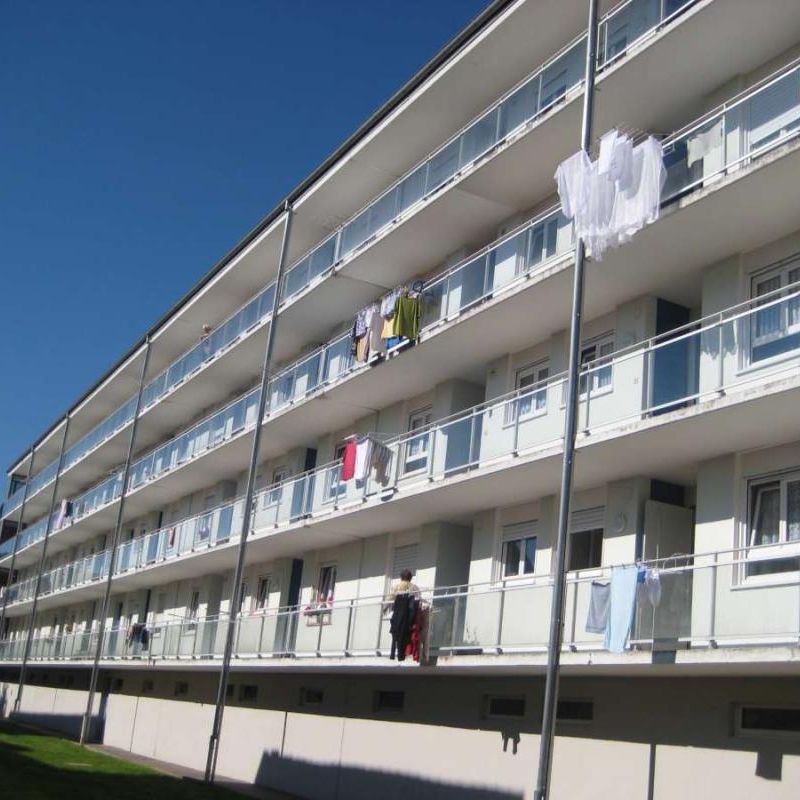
[{"xmin": 394, "ymin": 295, "xmax": 420, "ymax": 340}]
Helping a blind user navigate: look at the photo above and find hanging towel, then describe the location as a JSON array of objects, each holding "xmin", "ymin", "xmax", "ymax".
[
  {"xmin": 394, "ymin": 295, "xmax": 421, "ymax": 340},
  {"xmin": 354, "ymin": 438, "xmax": 374, "ymax": 484},
  {"xmin": 372, "ymin": 442, "xmax": 392, "ymax": 485},
  {"xmin": 604, "ymin": 565, "xmax": 639, "ymax": 653},
  {"xmin": 366, "ymin": 305, "xmax": 386, "ymax": 357},
  {"xmin": 341, "ymin": 439, "xmax": 357, "ymax": 481},
  {"xmin": 585, "ymin": 580, "xmax": 611, "ymax": 634}
]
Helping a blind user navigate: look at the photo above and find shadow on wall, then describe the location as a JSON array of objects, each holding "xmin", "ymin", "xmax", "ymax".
[
  {"xmin": 255, "ymin": 750, "xmax": 523, "ymax": 800},
  {"xmin": 9, "ymin": 711, "xmax": 103, "ymax": 742}
]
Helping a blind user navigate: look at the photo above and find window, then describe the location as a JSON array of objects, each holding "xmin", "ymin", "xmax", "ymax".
[
  {"xmin": 392, "ymin": 544, "xmax": 418, "ymax": 581},
  {"xmin": 226, "ymin": 683, "xmax": 235, "ymax": 700},
  {"xmin": 264, "ymin": 467, "xmax": 289, "ymax": 507},
  {"xmin": 557, "ymin": 699, "xmax": 594, "ymax": 722},
  {"xmin": 327, "ymin": 443, "xmax": 347, "ymax": 500},
  {"xmin": 579, "ymin": 334, "xmax": 614, "ymax": 395},
  {"xmin": 508, "ymin": 360, "xmax": 549, "ymax": 423},
  {"xmin": 485, "ymin": 695, "xmax": 526, "ymax": 719},
  {"xmin": 317, "ymin": 564, "xmax": 336, "ymax": 603},
  {"xmin": 501, "ymin": 521, "xmax": 537, "ymax": 578},
  {"xmin": 187, "ymin": 590, "xmax": 200, "ymax": 620},
  {"xmin": 747, "ymin": 474, "xmax": 800, "ymax": 576},
  {"xmin": 404, "ymin": 407, "xmax": 433, "ymax": 473},
  {"xmin": 750, "ymin": 263, "xmax": 800, "ymax": 363},
  {"xmin": 238, "ymin": 582, "xmax": 248, "ymax": 614},
  {"xmin": 569, "ymin": 508, "xmax": 605, "ymax": 571},
  {"xmin": 238, "ymin": 685, "xmax": 258, "ymax": 703},
  {"xmin": 569, "ymin": 529, "xmax": 604, "ymax": 571},
  {"xmin": 299, "ymin": 687, "xmax": 324, "ymax": 706},
  {"xmin": 374, "ymin": 690, "xmax": 405, "ymax": 712},
  {"xmin": 142, "ymin": 679, "xmax": 154, "ymax": 693},
  {"xmin": 111, "ymin": 678, "xmax": 123, "ymax": 692},
  {"xmin": 174, "ymin": 681, "xmax": 189, "ymax": 697},
  {"xmin": 254, "ymin": 576, "xmax": 271, "ymax": 612},
  {"xmin": 737, "ymin": 706, "xmax": 800, "ymax": 736}
]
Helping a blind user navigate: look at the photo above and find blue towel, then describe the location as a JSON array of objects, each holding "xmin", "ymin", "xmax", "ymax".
[{"xmin": 604, "ymin": 565, "xmax": 639, "ymax": 653}]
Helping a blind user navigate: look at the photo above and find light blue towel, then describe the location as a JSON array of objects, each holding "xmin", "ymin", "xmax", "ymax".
[{"xmin": 604, "ymin": 565, "xmax": 639, "ymax": 653}]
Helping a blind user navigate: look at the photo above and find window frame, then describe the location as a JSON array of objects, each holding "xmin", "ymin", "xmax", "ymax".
[
  {"xmin": 506, "ymin": 359, "xmax": 550, "ymax": 425},
  {"xmin": 403, "ymin": 406, "xmax": 433, "ymax": 475},
  {"xmin": 748, "ymin": 261, "xmax": 800, "ymax": 366},
  {"xmin": 253, "ymin": 575, "xmax": 272, "ymax": 613},
  {"xmin": 499, "ymin": 521, "xmax": 538, "ymax": 581},
  {"xmin": 578, "ymin": 332, "xmax": 615, "ymax": 398},
  {"xmin": 743, "ymin": 471, "xmax": 800, "ymax": 581},
  {"xmin": 264, "ymin": 465, "xmax": 290, "ymax": 508}
]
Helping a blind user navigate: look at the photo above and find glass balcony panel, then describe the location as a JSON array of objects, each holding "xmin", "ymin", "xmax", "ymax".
[
  {"xmin": 498, "ymin": 76, "xmax": 540, "ymax": 138},
  {"xmin": 460, "ymin": 107, "xmax": 500, "ymax": 167},
  {"xmin": 425, "ymin": 138, "xmax": 461, "ymax": 195}
]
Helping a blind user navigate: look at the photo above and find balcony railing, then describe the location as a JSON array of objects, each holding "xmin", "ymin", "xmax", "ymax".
[
  {"xmin": 2, "ymin": 0, "xmax": 699, "ymax": 521},
  {"xmin": 5, "ymin": 257, "xmax": 800, "ymax": 584},
  {"xmin": 2, "ymin": 541, "xmax": 797, "ymax": 665}
]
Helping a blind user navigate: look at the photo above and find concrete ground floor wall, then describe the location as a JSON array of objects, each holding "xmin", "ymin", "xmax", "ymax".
[{"xmin": 1, "ymin": 666, "xmax": 799, "ymax": 799}]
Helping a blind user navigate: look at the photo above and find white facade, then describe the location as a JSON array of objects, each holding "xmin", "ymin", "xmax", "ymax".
[{"xmin": 2, "ymin": 1, "xmax": 800, "ymax": 797}]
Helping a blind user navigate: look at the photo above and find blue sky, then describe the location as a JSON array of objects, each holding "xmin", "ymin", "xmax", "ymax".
[{"xmin": 0, "ymin": 0, "xmax": 487, "ymax": 481}]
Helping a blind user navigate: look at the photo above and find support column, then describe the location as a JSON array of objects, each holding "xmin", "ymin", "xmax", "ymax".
[
  {"xmin": 13, "ymin": 414, "xmax": 72, "ymax": 713},
  {"xmin": 534, "ymin": 1, "xmax": 600, "ymax": 798},
  {"xmin": 205, "ymin": 201, "xmax": 294, "ymax": 783},
  {"xmin": 0, "ymin": 446, "xmax": 37, "ymax": 637},
  {"xmin": 79, "ymin": 339, "xmax": 152, "ymax": 745}
]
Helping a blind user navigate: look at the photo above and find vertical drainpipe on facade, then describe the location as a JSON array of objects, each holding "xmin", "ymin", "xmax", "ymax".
[
  {"xmin": 534, "ymin": 1, "xmax": 600, "ymax": 799},
  {"xmin": 204, "ymin": 201, "xmax": 294, "ymax": 784},
  {"xmin": 13, "ymin": 413, "xmax": 72, "ymax": 714},
  {"xmin": 79, "ymin": 339, "xmax": 152, "ymax": 746},
  {"xmin": 0, "ymin": 446, "xmax": 37, "ymax": 638}
]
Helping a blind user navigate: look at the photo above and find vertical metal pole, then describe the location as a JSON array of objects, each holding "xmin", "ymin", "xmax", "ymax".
[
  {"xmin": 205, "ymin": 202, "xmax": 294, "ymax": 783},
  {"xmin": 79, "ymin": 339, "xmax": 152, "ymax": 745},
  {"xmin": 13, "ymin": 415, "xmax": 71, "ymax": 713},
  {"xmin": 0, "ymin": 447, "xmax": 37, "ymax": 636},
  {"xmin": 534, "ymin": 2, "xmax": 599, "ymax": 798}
]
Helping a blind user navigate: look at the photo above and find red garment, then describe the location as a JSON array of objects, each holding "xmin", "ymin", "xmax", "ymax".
[
  {"xmin": 405, "ymin": 605, "xmax": 423, "ymax": 663},
  {"xmin": 341, "ymin": 440, "xmax": 357, "ymax": 481}
]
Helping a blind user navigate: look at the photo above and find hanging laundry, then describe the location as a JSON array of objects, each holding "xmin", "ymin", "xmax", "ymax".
[
  {"xmin": 355, "ymin": 335, "xmax": 369, "ymax": 363},
  {"xmin": 644, "ymin": 568, "xmax": 662, "ymax": 608},
  {"xmin": 55, "ymin": 499, "xmax": 73, "ymax": 529},
  {"xmin": 372, "ymin": 441, "xmax": 392, "ymax": 485},
  {"xmin": 555, "ymin": 130, "xmax": 666, "ymax": 261},
  {"xmin": 366, "ymin": 305, "xmax": 386, "ymax": 357},
  {"xmin": 394, "ymin": 293, "xmax": 421, "ymax": 340},
  {"xmin": 604, "ymin": 564, "xmax": 639, "ymax": 653},
  {"xmin": 340, "ymin": 439, "xmax": 357, "ymax": 481},
  {"xmin": 354, "ymin": 437, "xmax": 374, "ymax": 484},
  {"xmin": 585, "ymin": 580, "xmax": 611, "ymax": 634},
  {"xmin": 390, "ymin": 592, "xmax": 417, "ymax": 661}
]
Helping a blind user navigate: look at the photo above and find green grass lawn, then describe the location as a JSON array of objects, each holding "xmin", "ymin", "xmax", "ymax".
[{"xmin": 0, "ymin": 720, "xmax": 245, "ymax": 800}]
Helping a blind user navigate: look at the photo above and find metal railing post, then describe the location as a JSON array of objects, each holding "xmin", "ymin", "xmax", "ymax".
[
  {"xmin": 205, "ymin": 202, "xmax": 294, "ymax": 784},
  {"xmin": 14, "ymin": 414, "xmax": 71, "ymax": 714},
  {"xmin": 79, "ymin": 338, "xmax": 152, "ymax": 745},
  {"xmin": 0, "ymin": 445, "xmax": 37, "ymax": 635}
]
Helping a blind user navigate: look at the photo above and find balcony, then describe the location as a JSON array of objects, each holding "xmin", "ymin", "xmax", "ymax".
[
  {"xmin": 2, "ymin": 541, "xmax": 797, "ymax": 671},
  {"xmin": 2, "ymin": 0, "xmax": 730, "ymax": 523},
  {"xmin": 6, "ymin": 44, "xmax": 800, "ymax": 577},
  {"xmin": 4, "ymin": 281, "xmax": 800, "ymax": 615}
]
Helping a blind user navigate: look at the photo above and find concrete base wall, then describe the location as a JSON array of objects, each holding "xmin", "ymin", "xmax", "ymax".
[{"xmin": 2, "ymin": 673, "xmax": 799, "ymax": 800}]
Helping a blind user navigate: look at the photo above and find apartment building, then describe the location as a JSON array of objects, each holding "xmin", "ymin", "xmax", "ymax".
[{"xmin": 2, "ymin": 0, "xmax": 800, "ymax": 797}]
